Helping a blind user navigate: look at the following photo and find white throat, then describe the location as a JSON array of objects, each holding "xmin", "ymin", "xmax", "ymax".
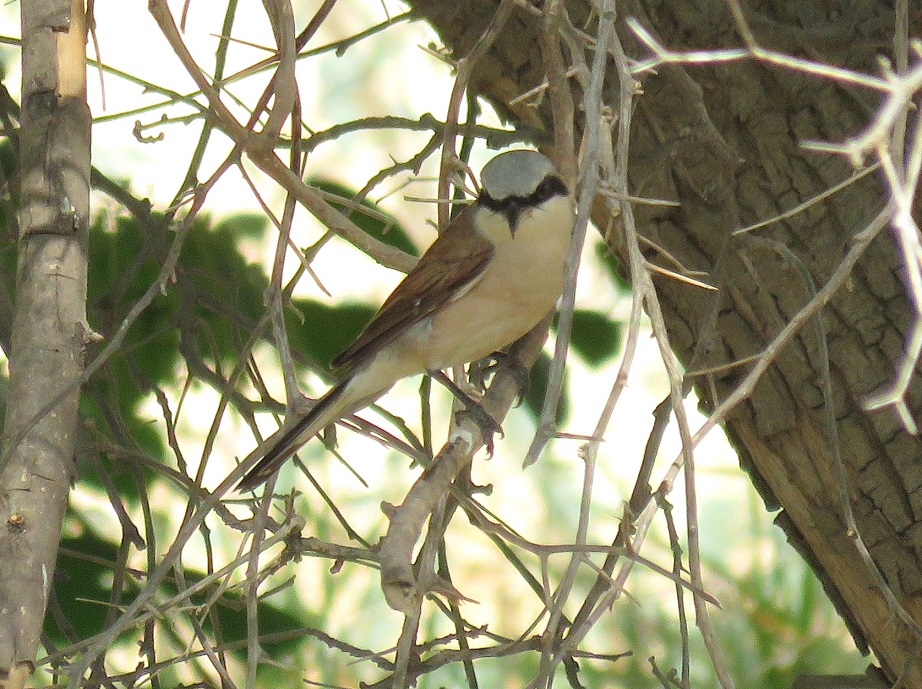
[{"xmin": 474, "ymin": 194, "xmax": 572, "ymax": 248}]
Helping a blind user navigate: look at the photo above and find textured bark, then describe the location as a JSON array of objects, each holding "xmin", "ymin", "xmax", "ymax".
[
  {"xmin": 0, "ymin": 0, "xmax": 89, "ymax": 684},
  {"xmin": 409, "ymin": 0, "xmax": 922, "ymax": 684}
]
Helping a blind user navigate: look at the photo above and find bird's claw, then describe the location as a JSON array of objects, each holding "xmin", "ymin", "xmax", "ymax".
[
  {"xmin": 485, "ymin": 351, "xmax": 531, "ymax": 407},
  {"xmin": 454, "ymin": 403, "xmax": 503, "ymax": 457}
]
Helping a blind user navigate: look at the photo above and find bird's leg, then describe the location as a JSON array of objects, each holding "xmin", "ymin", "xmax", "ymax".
[
  {"xmin": 482, "ymin": 350, "xmax": 531, "ymax": 406},
  {"xmin": 451, "ymin": 364, "xmax": 485, "ymax": 401},
  {"xmin": 428, "ymin": 370, "xmax": 503, "ymax": 455},
  {"xmin": 466, "ymin": 357, "xmax": 492, "ymax": 395}
]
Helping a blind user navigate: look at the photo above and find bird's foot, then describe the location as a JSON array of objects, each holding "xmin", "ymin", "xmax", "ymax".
[
  {"xmin": 453, "ymin": 403, "xmax": 502, "ymax": 456},
  {"xmin": 430, "ymin": 369, "xmax": 504, "ymax": 455},
  {"xmin": 484, "ymin": 350, "xmax": 531, "ymax": 406}
]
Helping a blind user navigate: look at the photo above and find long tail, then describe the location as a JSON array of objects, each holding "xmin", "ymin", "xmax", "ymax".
[{"xmin": 235, "ymin": 378, "xmax": 355, "ymax": 492}]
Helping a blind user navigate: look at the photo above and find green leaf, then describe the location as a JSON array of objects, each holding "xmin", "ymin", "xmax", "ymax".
[
  {"xmin": 308, "ymin": 178, "xmax": 418, "ymax": 256},
  {"xmin": 47, "ymin": 532, "xmax": 121, "ymax": 644},
  {"xmin": 286, "ymin": 298, "xmax": 376, "ymax": 369},
  {"xmin": 213, "ymin": 211, "xmax": 269, "ymax": 240},
  {"xmin": 594, "ymin": 240, "xmax": 630, "ymax": 292},
  {"xmin": 190, "ymin": 579, "xmax": 305, "ymax": 658},
  {"xmin": 569, "ymin": 309, "xmax": 622, "ymax": 366},
  {"xmin": 50, "ymin": 528, "xmax": 305, "ymax": 658},
  {"xmin": 522, "ymin": 351, "xmax": 569, "ymax": 425}
]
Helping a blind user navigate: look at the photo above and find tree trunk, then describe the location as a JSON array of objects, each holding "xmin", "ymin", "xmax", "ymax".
[
  {"xmin": 410, "ymin": 0, "xmax": 922, "ymax": 683},
  {"xmin": 0, "ymin": 0, "xmax": 90, "ymax": 685}
]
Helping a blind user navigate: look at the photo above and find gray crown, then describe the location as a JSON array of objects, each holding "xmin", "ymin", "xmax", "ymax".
[{"xmin": 479, "ymin": 150, "xmax": 557, "ymax": 200}]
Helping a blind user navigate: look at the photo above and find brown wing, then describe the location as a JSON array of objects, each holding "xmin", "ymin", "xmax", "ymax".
[{"xmin": 331, "ymin": 204, "xmax": 493, "ymax": 372}]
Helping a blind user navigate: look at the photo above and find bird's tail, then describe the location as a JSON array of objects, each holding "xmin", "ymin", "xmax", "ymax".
[{"xmin": 235, "ymin": 378, "xmax": 355, "ymax": 492}]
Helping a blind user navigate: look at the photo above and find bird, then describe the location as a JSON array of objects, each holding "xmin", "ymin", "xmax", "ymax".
[{"xmin": 235, "ymin": 149, "xmax": 574, "ymax": 491}]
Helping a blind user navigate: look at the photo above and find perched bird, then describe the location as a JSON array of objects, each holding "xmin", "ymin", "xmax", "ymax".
[{"xmin": 236, "ymin": 149, "xmax": 574, "ymax": 491}]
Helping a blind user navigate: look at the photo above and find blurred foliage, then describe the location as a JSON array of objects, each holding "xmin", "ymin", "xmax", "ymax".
[
  {"xmin": 50, "ymin": 528, "xmax": 305, "ymax": 659},
  {"xmin": 522, "ymin": 350, "xmax": 570, "ymax": 424},
  {"xmin": 586, "ymin": 501, "xmax": 870, "ymax": 689},
  {"xmin": 47, "ymin": 532, "xmax": 121, "ymax": 646},
  {"xmin": 286, "ymin": 298, "xmax": 376, "ymax": 369},
  {"xmin": 594, "ymin": 240, "xmax": 632, "ymax": 294},
  {"xmin": 81, "ymin": 211, "xmax": 273, "ymax": 493},
  {"xmin": 308, "ymin": 177, "xmax": 419, "ymax": 257},
  {"xmin": 569, "ymin": 308, "xmax": 622, "ymax": 367}
]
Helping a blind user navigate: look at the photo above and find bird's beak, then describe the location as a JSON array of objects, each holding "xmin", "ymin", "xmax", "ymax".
[{"xmin": 506, "ymin": 202, "xmax": 521, "ymax": 236}]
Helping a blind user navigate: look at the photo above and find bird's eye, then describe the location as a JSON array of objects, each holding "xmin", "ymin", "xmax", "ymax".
[{"xmin": 533, "ymin": 175, "xmax": 566, "ymax": 203}]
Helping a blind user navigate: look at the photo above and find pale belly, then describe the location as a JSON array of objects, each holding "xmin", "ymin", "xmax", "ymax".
[
  {"xmin": 422, "ymin": 289, "xmax": 557, "ymax": 367},
  {"xmin": 421, "ymin": 249, "xmax": 566, "ymax": 367}
]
